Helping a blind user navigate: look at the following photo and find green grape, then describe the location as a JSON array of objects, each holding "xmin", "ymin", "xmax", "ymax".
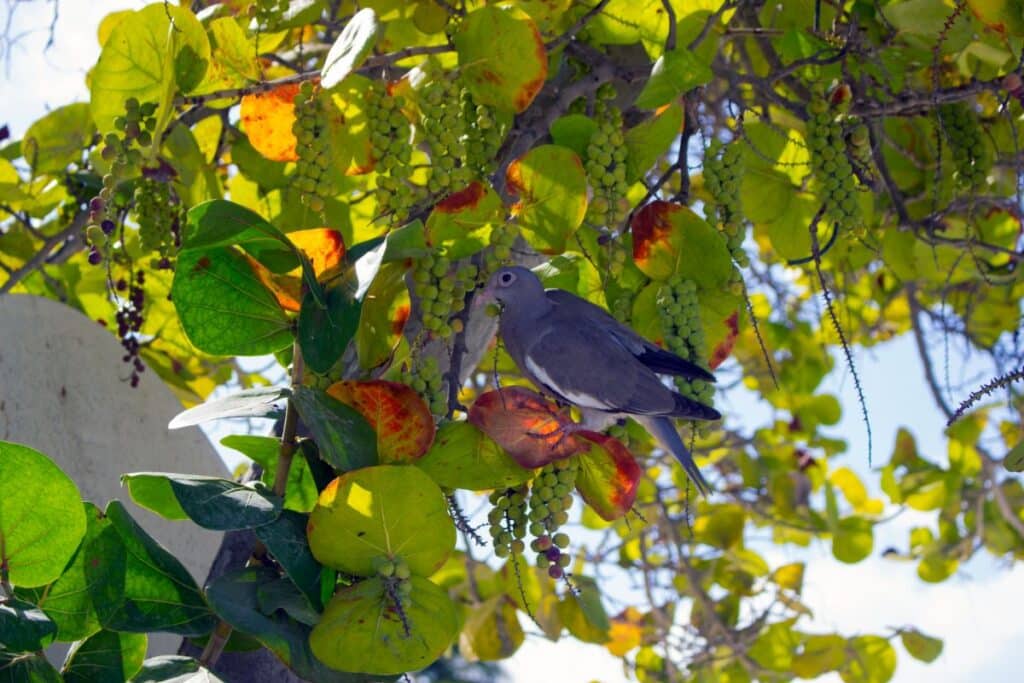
[
  {"xmin": 420, "ymin": 77, "xmax": 470, "ymax": 197},
  {"xmin": 939, "ymin": 102, "xmax": 991, "ymax": 189},
  {"xmin": 488, "ymin": 484, "xmax": 530, "ymax": 558},
  {"xmin": 807, "ymin": 94, "xmax": 862, "ymax": 232},
  {"xmin": 365, "ymin": 82, "xmax": 416, "ymax": 223},
  {"xmin": 525, "ymin": 458, "xmax": 580, "ymax": 578},
  {"xmin": 292, "ymin": 83, "xmax": 333, "ymax": 213},
  {"xmin": 584, "ymin": 91, "xmax": 629, "ymax": 232},
  {"xmin": 656, "ymin": 278, "xmax": 714, "ymax": 408},
  {"xmin": 703, "ymin": 140, "xmax": 749, "ymax": 266}
]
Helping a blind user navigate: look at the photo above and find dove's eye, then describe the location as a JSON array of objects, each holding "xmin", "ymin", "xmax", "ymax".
[{"xmin": 499, "ymin": 271, "xmax": 516, "ymax": 286}]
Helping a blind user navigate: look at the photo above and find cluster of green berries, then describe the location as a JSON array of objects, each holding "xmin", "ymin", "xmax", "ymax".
[
  {"xmin": 657, "ymin": 277, "xmax": 714, "ymax": 406},
  {"xmin": 420, "ymin": 78, "xmax": 474, "ymax": 195},
  {"xmin": 487, "ymin": 485, "xmax": 529, "ymax": 559},
  {"xmin": 584, "ymin": 85, "xmax": 630, "ymax": 232},
  {"xmin": 703, "ymin": 140, "xmax": 749, "ymax": 266},
  {"xmin": 606, "ymin": 238, "xmax": 630, "ymax": 278},
  {"xmin": 292, "ymin": 82, "xmax": 333, "ymax": 214},
  {"xmin": 400, "ymin": 355, "xmax": 447, "ymax": 416},
  {"xmin": 938, "ymin": 102, "xmax": 990, "ymax": 188},
  {"xmin": 365, "ymin": 83, "xmax": 418, "ymax": 223},
  {"xmin": 462, "ymin": 89, "xmax": 502, "ymax": 179},
  {"xmin": 86, "ymin": 98, "xmax": 158, "ymax": 265},
  {"xmin": 807, "ymin": 96, "xmax": 861, "ymax": 231},
  {"xmin": 411, "ymin": 251, "xmax": 477, "ymax": 339},
  {"xmin": 133, "ymin": 177, "xmax": 182, "ymax": 268},
  {"xmin": 528, "ymin": 459, "xmax": 577, "ymax": 579},
  {"xmin": 483, "ymin": 222, "xmax": 519, "ymax": 274}
]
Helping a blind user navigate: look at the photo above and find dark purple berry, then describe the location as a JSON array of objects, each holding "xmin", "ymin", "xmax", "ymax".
[
  {"xmin": 158, "ymin": 257, "xmax": 171, "ymax": 269},
  {"xmin": 548, "ymin": 566, "xmax": 564, "ymax": 579},
  {"xmin": 88, "ymin": 248, "xmax": 103, "ymax": 265},
  {"xmin": 545, "ymin": 547, "xmax": 561, "ymax": 562},
  {"xmin": 136, "ymin": 271, "xmax": 145, "ymax": 284},
  {"xmin": 89, "ymin": 197, "xmax": 105, "ymax": 212},
  {"xmin": 130, "ymin": 374, "xmax": 140, "ymax": 388},
  {"xmin": 101, "ymin": 219, "xmax": 115, "ymax": 234},
  {"xmin": 116, "ymin": 279, "xmax": 127, "ymax": 291}
]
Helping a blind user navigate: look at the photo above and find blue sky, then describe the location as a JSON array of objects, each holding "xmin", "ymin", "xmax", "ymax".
[{"xmin": 4, "ymin": 3, "xmax": 1023, "ymax": 681}]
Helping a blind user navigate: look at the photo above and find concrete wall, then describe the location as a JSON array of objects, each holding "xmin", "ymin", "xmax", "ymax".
[{"xmin": 0, "ymin": 294, "xmax": 228, "ymax": 664}]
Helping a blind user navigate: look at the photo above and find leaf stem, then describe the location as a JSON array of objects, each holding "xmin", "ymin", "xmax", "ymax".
[{"xmin": 273, "ymin": 341, "xmax": 305, "ymax": 497}]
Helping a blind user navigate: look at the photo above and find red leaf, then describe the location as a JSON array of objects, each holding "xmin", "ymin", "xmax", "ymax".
[
  {"xmin": 326, "ymin": 380, "xmax": 435, "ymax": 463},
  {"xmin": 709, "ymin": 310, "xmax": 739, "ymax": 370},
  {"xmin": 575, "ymin": 431, "xmax": 642, "ymax": 521},
  {"xmin": 468, "ymin": 388, "xmax": 583, "ymax": 468}
]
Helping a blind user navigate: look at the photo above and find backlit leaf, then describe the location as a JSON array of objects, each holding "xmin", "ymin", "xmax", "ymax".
[
  {"xmin": 417, "ymin": 421, "xmax": 533, "ymax": 491},
  {"xmin": 506, "ymin": 145, "xmax": 588, "ymax": 254},
  {"xmin": 468, "ymin": 387, "xmax": 584, "ymax": 468},
  {"xmin": 356, "ymin": 261, "xmax": 411, "ymax": 369},
  {"xmin": 321, "ymin": 9, "xmax": 381, "ymax": 89},
  {"xmin": 425, "ymin": 181, "xmax": 503, "ymax": 259},
  {"xmin": 459, "ymin": 596, "xmax": 524, "ymax": 661},
  {"xmin": 575, "ymin": 432, "xmax": 642, "ymax": 521},
  {"xmin": 63, "ymin": 630, "xmax": 147, "ymax": 683},
  {"xmin": 625, "ymin": 103, "xmax": 683, "ymax": 183},
  {"xmin": 290, "ymin": 386, "xmax": 379, "ymax": 472},
  {"xmin": 631, "ymin": 201, "xmax": 733, "ymax": 287},
  {"xmin": 240, "ymin": 83, "xmax": 301, "ymax": 162},
  {"xmin": 326, "ymin": 380, "xmax": 436, "ymax": 463}
]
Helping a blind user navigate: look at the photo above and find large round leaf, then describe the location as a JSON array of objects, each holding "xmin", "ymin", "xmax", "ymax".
[
  {"xmin": 171, "ymin": 247, "xmax": 294, "ymax": 356},
  {"xmin": 425, "ymin": 182, "xmax": 504, "ymax": 259},
  {"xmin": 417, "ymin": 421, "xmax": 532, "ymax": 491},
  {"xmin": 574, "ymin": 432, "xmax": 642, "ymax": 521},
  {"xmin": 326, "ymin": 381, "xmax": 435, "ymax": 464},
  {"xmin": 62, "ymin": 629, "xmax": 147, "ymax": 683},
  {"xmin": 455, "ymin": 5, "xmax": 547, "ymax": 113},
  {"xmin": 240, "ymin": 83, "xmax": 301, "ymax": 162},
  {"xmin": 22, "ymin": 103, "xmax": 95, "ymax": 174},
  {"xmin": 307, "ymin": 466, "xmax": 454, "ymax": 576},
  {"xmin": 630, "ymin": 201, "xmax": 733, "ymax": 286},
  {"xmin": 0, "ymin": 441, "xmax": 86, "ymax": 587},
  {"xmin": 468, "ymin": 387, "xmax": 584, "ymax": 467},
  {"xmin": 90, "ymin": 4, "xmax": 210, "ymax": 134},
  {"xmin": 310, "ymin": 576, "xmax": 459, "ymax": 675},
  {"xmin": 506, "ymin": 145, "xmax": 588, "ymax": 254}
]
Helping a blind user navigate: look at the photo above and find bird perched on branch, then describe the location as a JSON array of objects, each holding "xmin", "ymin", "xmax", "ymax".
[{"xmin": 477, "ymin": 265, "xmax": 720, "ymax": 495}]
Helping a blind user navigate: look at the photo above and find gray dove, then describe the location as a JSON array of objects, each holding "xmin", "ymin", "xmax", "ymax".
[{"xmin": 478, "ymin": 265, "xmax": 720, "ymax": 495}]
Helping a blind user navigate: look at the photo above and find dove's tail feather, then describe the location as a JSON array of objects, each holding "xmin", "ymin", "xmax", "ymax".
[
  {"xmin": 670, "ymin": 392, "xmax": 722, "ymax": 421},
  {"xmin": 638, "ymin": 416, "xmax": 711, "ymax": 497},
  {"xmin": 636, "ymin": 346, "xmax": 717, "ymax": 382}
]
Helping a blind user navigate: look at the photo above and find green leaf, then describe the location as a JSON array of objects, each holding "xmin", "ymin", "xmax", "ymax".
[
  {"xmin": 840, "ymin": 635, "xmax": 897, "ymax": 683},
  {"xmin": 0, "ymin": 598, "xmax": 56, "ymax": 652},
  {"xmin": 550, "ymin": 114, "xmax": 598, "ymax": 159},
  {"xmin": 165, "ymin": 475, "xmax": 281, "ymax": 530},
  {"xmin": 22, "ymin": 103, "xmax": 94, "ymax": 174},
  {"xmin": 506, "ymin": 144, "xmax": 588, "ymax": 253},
  {"xmin": 298, "ymin": 280, "xmax": 360, "ymax": 374},
  {"xmin": 575, "ymin": 432, "xmax": 643, "ymax": 521},
  {"xmin": 90, "ymin": 4, "xmax": 210, "ymax": 134},
  {"xmin": 122, "ymin": 473, "xmax": 189, "ymax": 521},
  {"xmin": 900, "ymin": 628, "xmax": 943, "ymax": 663},
  {"xmin": 455, "ymin": 5, "xmax": 547, "ymax": 113},
  {"xmin": 205, "ymin": 567, "xmax": 377, "ymax": 683},
  {"xmin": 321, "ymin": 8, "xmax": 381, "ymax": 89},
  {"xmin": 253, "ymin": 510, "xmax": 322, "ymax": 610},
  {"xmin": 16, "ymin": 502, "xmax": 106, "ymax": 641},
  {"xmin": 130, "ymin": 656, "xmax": 224, "ymax": 682},
  {"xmin": 634, "ymin": 50, "xmax": 712, "ymax": 109},
  {"xmin": 625, "ymin": 103, "xmax": 683, "ymax": 184},
  {"xmin": 194, "ymin": 17, "xmax": 261, "ymax": 95},
  {"xmin": 256, "ymin": 576, "xmax": 319, "ymax": 625},
  {"xmin": 416, "ymin": 421, "xmax": 533, "ymax": 491},
  {"xmin": 171, "ymin": 248, "xmax": 294, "ymax": 356},
  {"xmin": 86, "ymin": 501, "xmax": 215, "ymax": 636},
  {"xmin": 749, "ymin": 621, "xmax": 798, "ymax": 671},
  {"xmin": 168, "ymin": 386, "xmax": 289, "ymax": 429},
  {"xmin": 458, "ymin": 595, "xmax": 524, "ymax": 661},
  {"xmin": 425, "ymin": 181, "xmax": 504, "ymax": 259},
  {"xmin": 557, "ymin": 577, "xmax": 610, "ymax": 644},
  {"xmin": 63, "ymin": 630, "xmax": 147, "ymax": 683},
  {"xmin": 0, "ymin": 440, "xmax": 86, "ymax": 587},
  {"xmin": 1005, "ymin": 439, "xmax": 1024, "ymax": 472},
  {"xmin": 310, "ymin": 576, "xmax": 459, "ymax": 675},
  {"xmin": 694, "ymin": 504, "xmax": 746, "ymax": 549},
  {"xmin": 356, "ymin": 261, "xmax": 411, "ymax": 370},
  {"xmin": 221, "ymin": 435, "xmax": 318, "ymax": 513},
  {"xmin": 792, "ymin": 634, "xmax": 846, "ymax": 678},
  {"xmin": 0, "ymin": 652, "xmax": 63, "ymax": 683},
  {"xmin": 307, "ymin": 465, "xmax": 455, "ymax": 577},
  {"xmin": 182, "ymin": 200, "xmax": 300, "ymax": 275},
  {"xmin": 290, "ymin": 386, "xmax": 378, "ymax": 472},
  {"xmin": 630, "ymin": 201, "xmax": 733, "ymax": 287},
  {"xmin": 832, "ymin": 516, "xmax": 874, "ymax": 564}
]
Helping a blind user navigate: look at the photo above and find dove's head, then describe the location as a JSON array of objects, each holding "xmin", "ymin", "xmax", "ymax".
[{"xmin": 478, "ymin": 266, "xmax": 546, "ymax": 311}]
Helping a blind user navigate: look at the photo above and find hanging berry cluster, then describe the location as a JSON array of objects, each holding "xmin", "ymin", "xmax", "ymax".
[
  {"xmin": 365, "ymin": 82, "xmax": 416, "ymax": 223},
  {"xmin": 807, "ymin": 95, "xmax": 862, "ymax": 233},
  {"xmin": 938, "ymin": 102, "xmax": 991, "ymax": 189},
  {"xmin": 292, "ymin": 82, "xmax": 334, "ymax": 214},
  {"xmin": 703, "ymin": 139, "xmax": 749, "ymax": 267},
  {"xmin": 656, "ymin": 277, "xmax": 714, "ymax": 407},
  {"xmin": 115, "ymin": 270, "xmax": 147, "ymax": 388}
]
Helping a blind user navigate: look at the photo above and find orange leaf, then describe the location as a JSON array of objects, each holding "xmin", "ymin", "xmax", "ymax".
[
  {"xmin": 240, "ymin": 83, "xmax": 300, "ymax": 162},
  {"xmin": 468, "ymin": 387, "xmax": 583, "ymax": 468},
  {"xmin": 288, "ymin": 228, "xmax": 346, "ymax": 280},
  {"xmin": 244, "ymin": 253, "xmax": 302, "ymax": 312},
  {"xmin": 326, "ymin": 380, "xmax": 435, "ymax": 463},
  {"xmin": 605, "ymin": 608, "xmax": 645, "ymax": 657},
  {"xmin": 575, "ymin": 431, "xmax": 642, "ymax": 521}
]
